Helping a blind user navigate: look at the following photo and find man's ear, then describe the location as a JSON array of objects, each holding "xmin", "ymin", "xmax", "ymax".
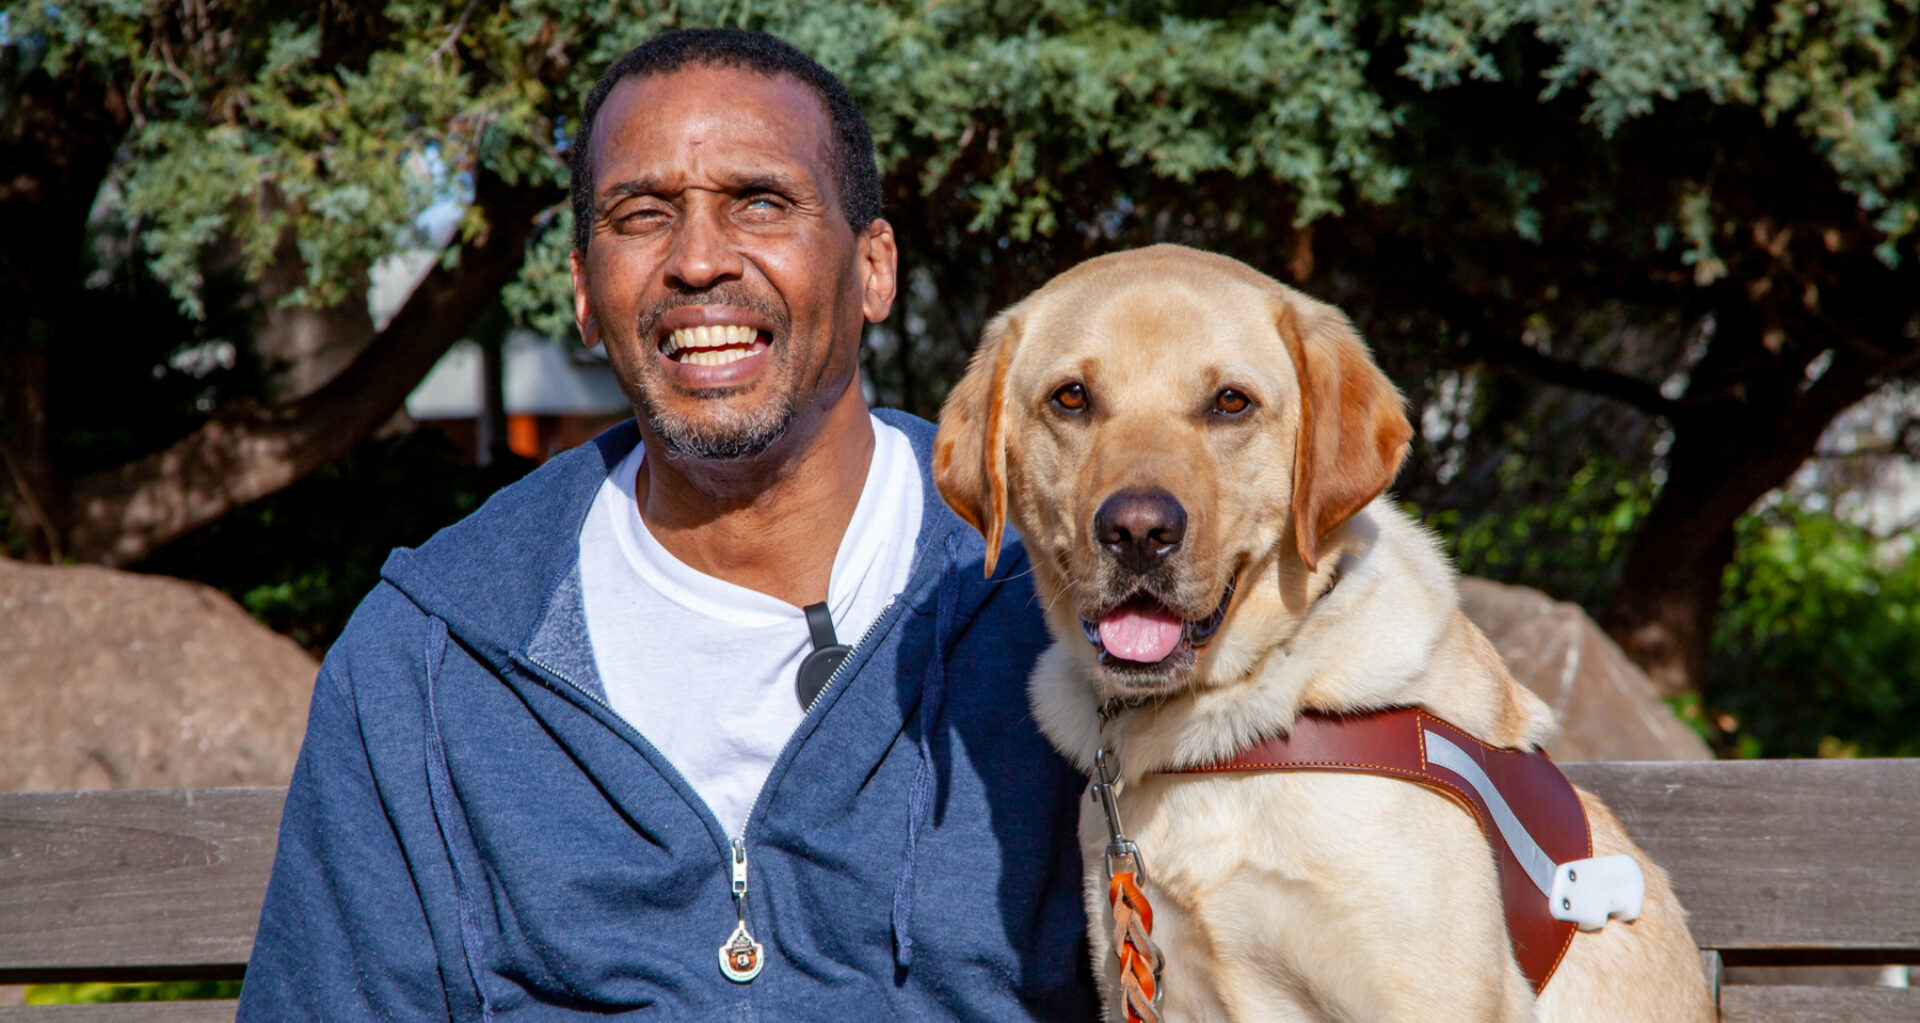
[
  {"xmin": 857, "ymin": 219, "xmax": 899, "ymax": 325},
  {"xmin": 570, "ymin": 248, "xmax": 600, "ymax": 348},
  {"xmin": 934, "ymin": 311, "xmax": 1023, "ymax": 577},
  {"xmin": 1277, "ymin": 299, "xmax": 1412, "ymax": 572}
]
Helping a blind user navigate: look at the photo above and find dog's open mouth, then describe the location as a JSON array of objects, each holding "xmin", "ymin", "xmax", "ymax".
[{"xmin": 1080, "ymin": 575, "xmax": 1236, "ymax": 675}]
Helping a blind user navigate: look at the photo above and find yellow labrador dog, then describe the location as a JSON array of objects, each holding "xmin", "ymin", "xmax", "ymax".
[{"xmin": 934, "ymin": 245, "xmax": 1713, "ymax": 1022}]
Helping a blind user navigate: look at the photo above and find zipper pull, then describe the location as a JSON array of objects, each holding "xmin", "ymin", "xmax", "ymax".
[{"xmin": 718, "ymin": 838, "xmax": 764, "ymax": 983}]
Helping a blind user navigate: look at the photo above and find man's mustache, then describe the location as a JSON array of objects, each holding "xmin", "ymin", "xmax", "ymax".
[{"xmin": 638, "ymin": 286, "xmax": 789, "ymax": 337}]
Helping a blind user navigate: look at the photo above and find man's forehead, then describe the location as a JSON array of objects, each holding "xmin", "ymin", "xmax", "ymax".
[{"xmin": 589, "ymin": 65, "xmax": 834, "ymax": 180}]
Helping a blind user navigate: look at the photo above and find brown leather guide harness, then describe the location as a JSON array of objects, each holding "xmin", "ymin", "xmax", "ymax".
[{"xmin": 1169, "ymin": 706, "xmax": 1590, "ymax": 993}]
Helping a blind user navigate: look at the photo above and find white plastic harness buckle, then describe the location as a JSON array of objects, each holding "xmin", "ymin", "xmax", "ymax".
[{"xmin": 1548, "ymin": 854, "xmax": 1645, "ymax": 931}]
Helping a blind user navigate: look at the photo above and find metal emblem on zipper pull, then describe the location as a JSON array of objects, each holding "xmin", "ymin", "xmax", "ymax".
[
  {"xmin": 719, "ymin": 838, "xmax": 764, "ymax": 982},
  {"xmin": 719, "ymin": 919, "xmax": 763, "ymax": 982}
]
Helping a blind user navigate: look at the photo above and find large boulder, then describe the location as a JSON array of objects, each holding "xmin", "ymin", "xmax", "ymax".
[
  {"xmin": 0, "ymin": 558, "xmax": 318, "ymax": 791},
  {"xmin": 1458, "ymin": 577, "xmax": 1712, "ymax": 762}
]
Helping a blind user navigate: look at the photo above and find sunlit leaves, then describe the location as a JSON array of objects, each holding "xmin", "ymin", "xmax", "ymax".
[
  {"xmin": 1404, "ymin": 0, "xmax": 1919, "ymax": 256},
  {"xmin": 1713, "ymin": 498, "xmax": 1920, "ymax": 756},
  {"xmin": 16, "ymin": 0, "xmax": 1916, "ymax": 316}
]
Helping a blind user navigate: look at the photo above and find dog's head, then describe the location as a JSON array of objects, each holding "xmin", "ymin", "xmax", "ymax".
[{"xmin": 935, "ymin": 245, "xmax": 1411, "ymax": 699}]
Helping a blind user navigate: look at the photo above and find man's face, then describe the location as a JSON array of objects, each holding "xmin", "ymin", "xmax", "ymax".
[{"xmin": 571, "ymin": 65, "xmax": 896, "ymax": 460}]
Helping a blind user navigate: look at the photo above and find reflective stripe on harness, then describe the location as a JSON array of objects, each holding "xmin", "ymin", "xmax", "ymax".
[{"xmin": 1170, "ymin": 707, "xmax": 1592, "ymax": 993}]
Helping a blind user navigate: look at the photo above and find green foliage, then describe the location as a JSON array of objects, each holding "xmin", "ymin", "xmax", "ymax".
[
  {"xmin": 9, "ymin": 0, "xmax": 571, "ymax": 315},
  {"xmin": 1402, "ymin": 0, "xmax": 1920, "ymax": 259},
  {"xmin": 1417, "ymin": 456, "xmax": 1655, "ymax": 610},
  {"xmin": 24, "ymin": 980, "xmax": 243, "ymax": 1003},
  {"xmin": 1748, "ymin": 0, "xmax": 1920, "ymax": 258},
  {"xmin": 1403, "ymin": 0, "xmax": 1749, "ymax": 131},
  {"xmin": 1709, "ymin": 498, "xmax": 1920, "ymax": 757},
  {"xmin": 14, "ymin": 0, "xmax": 1912, "ymax": 328},
  {"xmin": 1422, "ymin": 466, "xmax": 1920, "ymax": 760},
  {"xmin": 502, "ymin": 208, "xmax": 577, "ymax": 340}
]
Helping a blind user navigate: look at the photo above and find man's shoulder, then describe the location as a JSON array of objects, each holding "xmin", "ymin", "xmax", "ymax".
[{"xmin": 872, "ymin": 407, "xmax": 933, "ymax": 446}]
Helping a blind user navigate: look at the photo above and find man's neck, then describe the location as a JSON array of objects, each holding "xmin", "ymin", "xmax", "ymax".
[{"xmin": 634, "ymin": 385, "xmax": 876, "ymax": 608}]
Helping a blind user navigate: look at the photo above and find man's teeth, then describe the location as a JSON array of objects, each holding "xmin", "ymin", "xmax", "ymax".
[{"xmin": 663, "ymin": 324, "xmax": 759, "ymax": 364}]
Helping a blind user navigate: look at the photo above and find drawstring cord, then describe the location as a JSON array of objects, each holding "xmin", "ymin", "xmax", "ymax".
[
  {"xmin": 893, "ymin": 535, "xmax": 961, "ymax": 969},
  {"xmin": 422, "ymin": 617, "xmax": 497, "ymax": 1021}
]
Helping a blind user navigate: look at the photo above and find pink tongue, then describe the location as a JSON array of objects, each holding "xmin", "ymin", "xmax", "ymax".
[{"xmin": 1098, "ymin": 607, "xmax": 1184, "ymax": 663}]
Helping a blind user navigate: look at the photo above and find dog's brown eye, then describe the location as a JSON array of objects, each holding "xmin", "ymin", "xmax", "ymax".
[
  {"xmin": 1213, "ymin": 389, "xmax": 1252, "ymax": 415},
  {"xmin": 1052, "ymin": 383, "xmax": 1089, "ymax": 412}
]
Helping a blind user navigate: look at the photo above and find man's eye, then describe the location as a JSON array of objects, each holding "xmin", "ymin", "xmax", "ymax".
[
  {"xmin": 1051, "ymin": 383, "xmax": 1089, "ymax": 412},
  {"xmin": 613, "ymin": 207, "xmax": 667, "ymax": 230}
]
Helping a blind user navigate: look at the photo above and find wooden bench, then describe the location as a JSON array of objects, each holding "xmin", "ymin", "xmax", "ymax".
[{"xmin": 2, "ymin": 760, "xmax": 1915, "ymax": 1021}]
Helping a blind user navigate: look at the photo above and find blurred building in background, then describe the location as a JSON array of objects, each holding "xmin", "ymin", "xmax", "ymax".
[{"xmin": 405, "ymin": 330, "xmax": 630, "ymax": 464}]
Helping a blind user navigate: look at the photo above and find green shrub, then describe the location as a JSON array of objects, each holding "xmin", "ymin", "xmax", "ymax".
[
  {"xmin": 1710, "ymin": 501, "xmax": 1920, "ymax": 758},
  {"xmin": 1420, "ymin": 466, "xmax": 1920, "ymax": 758},
  {"xmin": 1417, "ymin": 456, "xmax": 1655, "ymax": 611}
]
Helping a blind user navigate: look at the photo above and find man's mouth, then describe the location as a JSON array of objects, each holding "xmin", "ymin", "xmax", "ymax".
[
  {"xmin": 660, "ymin": 324, "xmax": 768, "ymax": 366},
  {"xmin": 1079, "ymin": 576, "xmax": 1237, "ymax": 668}
]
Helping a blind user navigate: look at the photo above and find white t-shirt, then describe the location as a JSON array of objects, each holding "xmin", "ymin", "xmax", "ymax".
[{"xmin": 577, "ymin": 416, "xmax": 923, "ymax": 837}]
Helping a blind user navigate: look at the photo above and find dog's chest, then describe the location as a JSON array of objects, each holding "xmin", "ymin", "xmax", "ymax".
[{"xmin": 1083, "ymin": 769, "xmax": 1515, "ymax": 1021}]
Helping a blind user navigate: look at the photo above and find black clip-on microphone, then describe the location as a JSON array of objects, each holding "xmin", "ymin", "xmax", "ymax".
[{"xmin": 796, "ymin": 602, "xmax": 851, "ymax": 709}]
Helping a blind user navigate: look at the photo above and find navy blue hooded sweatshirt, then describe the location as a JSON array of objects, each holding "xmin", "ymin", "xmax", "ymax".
[{"xmin": 238, "ymin": 412, "xmax": 1097, "ymax": 1020}]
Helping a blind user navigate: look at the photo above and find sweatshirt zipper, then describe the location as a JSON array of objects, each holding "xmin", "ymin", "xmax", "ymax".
[
  {"xmin": 715, "ymin": 597, "xmax": 902, "ymax": 981},
  {"xmin": 523, "ymin": 653, "xmax": 770, "ymax": 985},
  {"xmin": 717, "ymin": 837, "xmax": 764, "ymax": 982},
  {"xmin": 526, "ymin": 595, "xmax": 906, "ymax": 986},
  {"xmin": 748, "ymin": 596, "xmax": 898, "ymax": 834},
  {"xmin": 801, "ymin": 597, "xmax": 896, "ymax": 717}
]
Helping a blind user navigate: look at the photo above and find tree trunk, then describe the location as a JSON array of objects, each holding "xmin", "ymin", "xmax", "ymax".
[
  {"xmin": 59, "ymin": 175, "xmax": 555, "ymax": 566},
  {"xmin": 1603, "ymin": 340, "xmax": 1905, "ymax": 694},
  {"xmin": 0, "ymin": 58, "xmax": 130, "ymax": 560},
  {"xmin": 233, "ymin": 186, "xmax": 382, "ymax": 407},
  {"xmin": 1604, "ymin": 442, "xmax": 1758, "ymax": 698},
  {"xmin": 0, "ymin": 343, "xmax": 59, "ymax": 559}
]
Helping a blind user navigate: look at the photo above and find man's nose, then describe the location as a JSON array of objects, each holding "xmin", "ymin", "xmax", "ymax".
[
  {"xmin": 1094, "ymin": 488, "xmax": 1187, "ymax": 573},
  {"xmin": 662, "ymin": 203, "xmax": 744, "ymax": 290}
]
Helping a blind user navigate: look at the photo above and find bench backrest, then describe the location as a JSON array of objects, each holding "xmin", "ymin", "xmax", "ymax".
[
  {"xmin": 0, "ymin": 787, "xmax": 276, "ymax": 1022},
  {"xmin": 1562, "ymin": 760, "xmax": 1920, "ymax": 1022},
  {"xmin": 3, "ymin": 761, "xmax": 1916, "ymax": 1020}
]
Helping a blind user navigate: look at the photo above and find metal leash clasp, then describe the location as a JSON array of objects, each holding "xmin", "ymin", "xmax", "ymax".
[
  {"xmin": 1093, "ymin": 746, "xmax": 1147, "ymax": 883},
  {"xmin": 1093, "ymin": 746, "xmax": 1164, "ymax": 1020}
]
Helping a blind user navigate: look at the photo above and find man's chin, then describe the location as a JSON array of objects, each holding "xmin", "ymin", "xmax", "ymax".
[{"xmin": 641, "ymin": 399, "xmax": 796, "ymax": 461}]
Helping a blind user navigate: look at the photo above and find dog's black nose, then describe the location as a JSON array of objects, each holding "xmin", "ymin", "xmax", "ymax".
[{"xmin": 1095, "ymin": 488, "xmax": 1187, "ymax": 572}]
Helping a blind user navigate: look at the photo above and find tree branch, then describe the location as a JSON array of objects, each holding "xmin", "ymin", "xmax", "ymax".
[
  {"xmin": 62, "ymin": 173, "xmax": 557, "ymax": 566},
  {"xmin": 0, "ymin": 436, "xmax": 63, "ymax": 561},
  {"xmin": 1469, "ymin": 332, "xmax": 1688, "ymax": 421}
]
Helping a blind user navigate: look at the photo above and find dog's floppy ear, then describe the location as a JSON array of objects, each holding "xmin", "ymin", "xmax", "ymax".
[
  {"xmin": 934, "ymin": 311, "xmax": 1023, "ymax": 577},
  {"xmin": 1277, "ymin": 299, "xmax": 1413, "ymax": 572}
]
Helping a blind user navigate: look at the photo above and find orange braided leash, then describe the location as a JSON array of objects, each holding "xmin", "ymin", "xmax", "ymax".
[
  {"xmin": 1094, "ymin": 746, "xmax": 1164, "ymax": 1023},
  {"xmin": 1108, "ymin": 869, "xmax": 1163, "ymax": 1023}
]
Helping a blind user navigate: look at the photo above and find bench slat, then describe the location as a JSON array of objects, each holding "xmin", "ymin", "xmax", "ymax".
[
  {"xmin": 1718, "ymin": 984, "xmax": 1920, "ymax": 1023},
  {"xmin": 0, "ymin": 1004, "xmax": 236, "ymax": 1023},
  {"xmin": 1563, "ymin": 759, "xmax": 1920, "ymax": 964},
  {"xmin": 0, "ymin": 788, "xmax": 283, "ymax": 980}
]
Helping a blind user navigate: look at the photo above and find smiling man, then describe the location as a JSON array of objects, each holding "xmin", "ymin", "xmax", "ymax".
[{"xmin": 238, "ymin": 29, "xmax": 1095, "ymax": 1021}]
